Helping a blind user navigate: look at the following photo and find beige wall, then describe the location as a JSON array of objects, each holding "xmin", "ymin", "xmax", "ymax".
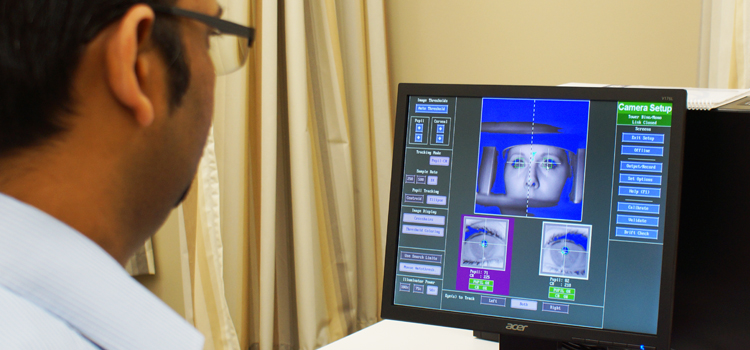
[{"xmin": 385, "ymin": 0, "xmax": 703, "ymax": 103}]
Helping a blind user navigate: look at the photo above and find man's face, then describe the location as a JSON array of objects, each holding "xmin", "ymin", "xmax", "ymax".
[
  {"xmin": 98, "ymin": 0, "xmax": 224, "ymax": 251},
  {"xmin": 162, "ymin": 0, "xmax": 219, "ymax": 203},
  {"xmin": 503, "ymin": 144, "xmax": 571, "ymax": 204},
  {"xmin": 125, "ymin": 0, "xmax": 221, "ymax": 225}
]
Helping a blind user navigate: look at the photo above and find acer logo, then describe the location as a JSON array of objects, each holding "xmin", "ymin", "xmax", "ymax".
[{"xmin": 506, "ymin": 323, "xmax": 528, "ymax": 332}]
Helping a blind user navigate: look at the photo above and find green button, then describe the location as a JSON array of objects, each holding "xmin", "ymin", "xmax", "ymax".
[
  {"xmin": 469, "ymin": 284, "xmax": 494, "ymax": 292},
  {"xmin": 470, "ymin": 279, "xmax": 494, "ymax": 286},
  {"xmin": 617, "ymin": 101, "xmax": 673, "ymax": 126},
  {"xmin": 549, "ymin": 292, "xmax": 575, "ymax": 301},
  {"xmin": 549, "ymin": 287, "xmax": 575, "ymax": 295}
]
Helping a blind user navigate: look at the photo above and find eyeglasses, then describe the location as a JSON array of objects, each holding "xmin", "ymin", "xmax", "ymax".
[{"xmin": 151, "ymin": 4, "xmax": 255, "ymax": 75}]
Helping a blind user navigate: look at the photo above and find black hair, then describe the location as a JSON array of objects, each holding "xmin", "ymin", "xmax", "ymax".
[{"xmin": 0, "ymin": 0, "xmax": 190, "ymax": 158}]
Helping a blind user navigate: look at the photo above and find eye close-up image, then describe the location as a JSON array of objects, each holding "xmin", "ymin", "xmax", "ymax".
[
  {"xmin": 538, "ymin": 222, "xmax": 592, "ymax": 280},
  {"xmin": 460, "ymin": 216, "xmax": 509, "ymax": 271}
]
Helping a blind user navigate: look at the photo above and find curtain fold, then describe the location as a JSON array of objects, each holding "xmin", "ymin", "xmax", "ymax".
[
  {"xmin": 256, "ymin": 0, "xmax": 279, "ymax": 349},
  {"xmin": 285, "ymin": 0, "xmax": 332, "ymax": 347},
  {"xmin": 305, "ymin": 0, "xmax": 358, "ymax": 341},
  {"xmin": 249, "ymin": 0, "xmax": 393, "ymax": 349},
  {"xmin": 699, "ymin": 0, "xmax": 750, "ymax": 88},
  {"xmin": 363, "ymin": 0, "xmax": 392, "ymax": 314},
  {"xmin": 170, "ymin": 0, "xmax": 252, "ymax": 346},
  {"xmin": 194, "ymin": 129, "xmax": 242, "ymax": 350},
  {"xmin": 177, "ymin": 129, "xmax": 242, "ymax": 350}
]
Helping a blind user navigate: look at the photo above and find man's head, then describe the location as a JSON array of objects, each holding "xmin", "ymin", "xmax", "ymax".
[
  {"xmin": 503, "ymin": 144, "xmax": 572, "ymax": 205},
  {"xmin": 0, "ymin": 0, "xmax": 192, "ymax": 158},
  {"xmin": 0, "ymin": 0, "xmax": 227, "ymax": 263}
]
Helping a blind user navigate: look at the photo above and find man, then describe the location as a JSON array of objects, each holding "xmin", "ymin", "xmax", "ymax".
[{"xmin": 0, "ymin": 0, "xmax": 253, "ymax": 348}]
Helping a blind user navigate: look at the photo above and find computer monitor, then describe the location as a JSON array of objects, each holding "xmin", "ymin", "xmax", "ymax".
[{"xmin": 381, "ymin": 84, "xmax": 687, "ymax": 350}]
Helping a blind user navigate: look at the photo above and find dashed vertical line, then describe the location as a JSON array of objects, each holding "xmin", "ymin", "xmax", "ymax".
[
  {"xmin": 482, "ymin": 218, "xmax": 488, "ymax": 266},
  {"xmin": 526, "ymin": 101, "xmax": 536, "ymax": 215},
  {"xmin": 562, "ymin": 224, "xmax": 568, "ymax": 275}
]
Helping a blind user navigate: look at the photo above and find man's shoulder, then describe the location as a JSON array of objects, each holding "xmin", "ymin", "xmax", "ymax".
[{"xmin": 0, "ymin": 285, "xmax": 100, "ymax": 349}]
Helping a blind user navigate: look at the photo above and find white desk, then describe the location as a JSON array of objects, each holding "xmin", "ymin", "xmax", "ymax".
[{"xmin": 317, "ymin": 320, "xmax": 498, "ymax": 350}]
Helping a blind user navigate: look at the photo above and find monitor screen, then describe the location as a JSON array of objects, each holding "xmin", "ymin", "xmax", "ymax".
[{"xmin": 381, "ymin": 84, "xmax": 687, "ymax": 350}]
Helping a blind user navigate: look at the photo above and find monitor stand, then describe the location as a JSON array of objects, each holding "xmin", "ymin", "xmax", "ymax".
[
  {"xmin": 497, "ymin": 334, "xmax": 559, "ymax": 349},
  {"xmin": 475, "ymin": 331, "xmax": 599, "ymax": 350}
]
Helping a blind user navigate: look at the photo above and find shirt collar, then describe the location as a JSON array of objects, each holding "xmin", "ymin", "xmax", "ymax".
[{"xmin": 0, "ymin": 193, "xmax": 204, "ymax": 350}]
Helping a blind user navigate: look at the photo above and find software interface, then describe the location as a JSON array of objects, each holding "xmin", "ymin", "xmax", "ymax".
[{"xmin": 393, "ymin": 95, "xmax": 675, "ymax": 335}]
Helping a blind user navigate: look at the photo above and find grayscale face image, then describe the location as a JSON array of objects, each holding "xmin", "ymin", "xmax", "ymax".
[
  {"xmin": 539, "ymin": 223, "xmax": 591, "ymax": 279},
  {"xmin": 460, "ymin": 217, "xmax": 509, "ymax": 270},
  {"xmin": 504, "ymin": 144, "xmax": 571, "ymax": 205}
]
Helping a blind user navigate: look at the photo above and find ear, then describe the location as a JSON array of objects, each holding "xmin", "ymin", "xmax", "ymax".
[{"xmin": 105, "ymin": 5, "xmax": 157, "ymax": 127}]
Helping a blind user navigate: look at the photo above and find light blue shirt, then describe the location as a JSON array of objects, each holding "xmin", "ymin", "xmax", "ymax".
[{"xmin": 0, "ymin": 193, "xmax": 204, "ymax": 349}]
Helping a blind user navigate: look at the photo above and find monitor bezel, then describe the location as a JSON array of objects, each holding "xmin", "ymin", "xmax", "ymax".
[{"xmin": 380, "ymin": 83, "xmax": 687, "ymax": 349}]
